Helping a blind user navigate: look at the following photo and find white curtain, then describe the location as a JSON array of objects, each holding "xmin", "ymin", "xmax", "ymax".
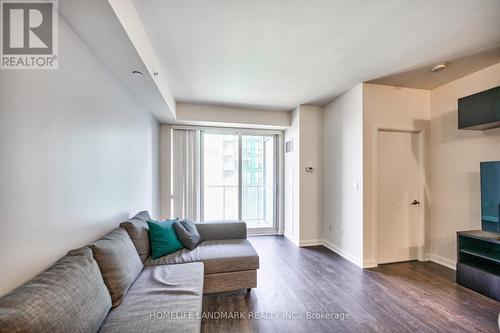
[{"xmin": 171, "ymin": 129, "xmax": 200, "ymax": 221}]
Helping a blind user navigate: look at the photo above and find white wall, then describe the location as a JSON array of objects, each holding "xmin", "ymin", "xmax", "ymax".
[
  {"xmin": 159, "ymin": 125, "xmax": 172, "ymax": 219},
  {"xmin": 175, "ymin": 102, "xmax": 290, "ymax": 129},
  {"xmin": 284, "ymin": 108, "xmax": 300, "ymax": 244},
  {"xmin": 0, "ymin": 17, "xmax": 160, "ymax": 296},
  {"xmin": 298, "ymin": 106, "xmax": 323, "ymax": 244},
  {"xmin": 429, "ymin": 63, "xmax": 500, "ymax": 268},
  {"xmin": 108, "ymin": 0, "xmax": 176, "ymax": 118},
  {"xmin": 362, "ymin": 83, "xmax": 430, "ymax": 266},
  {"xmin": 321, "ymin": 83, "xmax": 430, "ymax": 267},
  {"xmin": 322, "ymin": 84, "xmax": 364, "ymax": 265},
  {"xmin": 283, "ymin": 105, "xmax": 323, "ymax": 245},
  {"xmin": 321, "ymin": 73, "xmax": 500, "ymax": 270}
]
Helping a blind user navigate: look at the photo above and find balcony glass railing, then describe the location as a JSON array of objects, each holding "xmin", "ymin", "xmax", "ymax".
[{"xmin": 203, "ymin": 185, "xmax": 273, "ymax": 228}]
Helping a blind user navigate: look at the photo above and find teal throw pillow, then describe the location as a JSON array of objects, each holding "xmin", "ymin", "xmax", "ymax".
[{"xmin": 147, "ymin": 219, "xmax": 184, "ymax": 259}]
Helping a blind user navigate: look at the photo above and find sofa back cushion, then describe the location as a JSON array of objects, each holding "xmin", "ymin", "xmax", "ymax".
[
  {"xmin": 120, "ymin": 211, "xmax": 151, "ymax": 262},
  {"xmin": 90, "ymin": 227, "xmax": 143, "ymax": 307},
  {"xmin": 195, "ymin": 221, "xmax": 247, "ymax": 240},
  {"xmin": 0, "ymin": 247, "xmax": 111, "ymax": 333}
]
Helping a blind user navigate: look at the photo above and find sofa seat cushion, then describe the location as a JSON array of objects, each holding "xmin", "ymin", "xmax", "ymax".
[
  {"xmin": 99, "ymin": 262, "xmax": 204, "ymax": 333},
  {"xmin": 0, "ymin": 247, "xmax": 111, "ymax": 333},
  {"xmin": 145, "ymin": 239, "xmax": 259, "ymax": 274}
]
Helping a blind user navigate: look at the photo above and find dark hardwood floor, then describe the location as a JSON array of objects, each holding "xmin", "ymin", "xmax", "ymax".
[{"xmin": 202, "ymin": 235, "xmax": 500, "ymax": 333}]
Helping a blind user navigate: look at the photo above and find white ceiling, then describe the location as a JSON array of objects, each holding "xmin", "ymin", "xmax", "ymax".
[
  {"xmin": 132, "ymin": 0, "xmax": 500, "ymax": 110},
  {"xmin": 369, "ymin": 47, "xmax": 500, "ymax": 89}
]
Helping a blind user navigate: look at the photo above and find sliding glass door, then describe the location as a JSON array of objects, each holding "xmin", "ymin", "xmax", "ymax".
[
  {"xmin": 201, "ymin": 131, "xmax": 277, "ymax": 230},
  {"xmin": 241, "ymin": 135, "xmax": 275, "ymax": 228},
  {"xmin": 202, "ymin": 133, "xmax": 239, "ymax": 221}
]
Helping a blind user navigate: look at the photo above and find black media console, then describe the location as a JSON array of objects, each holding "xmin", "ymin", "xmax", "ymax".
[{"xmin": 456, "ymin": 230, "xmax": 500, "ymax": 301}]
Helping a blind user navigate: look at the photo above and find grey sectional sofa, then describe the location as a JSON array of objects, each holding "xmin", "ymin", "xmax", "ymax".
[{"xmin": 0, "ymin": 212, "xmax": 259, "ymax": 333}]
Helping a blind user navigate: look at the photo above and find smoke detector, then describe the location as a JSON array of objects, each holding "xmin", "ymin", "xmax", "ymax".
[{"xmin": 431, "ymin": 63, "xmax": 448, "ymax": 72}]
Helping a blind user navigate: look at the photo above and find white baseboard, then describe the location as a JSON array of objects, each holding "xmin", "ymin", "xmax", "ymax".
[
  {"xmin": 298, "ymin": 239, "xmax": 322, "ymax": 247},
  {"xmin": 429, "ymin": 254, "xmax": 456, "ymax": 270},
  {"xmin": 320, "ymin": 239, "xmax": 364, "ymax": 268},
  {"xmin": 298, "ymin": 240, "xmax": 456, "ymax": 271},
  {"xmin": 248, "ymin": 231, "xmax": 281, "ymax": 236}
]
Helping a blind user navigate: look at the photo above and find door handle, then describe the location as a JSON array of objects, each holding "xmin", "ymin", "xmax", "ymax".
[{"xmin": 410, "ymin": 200, "xmax": 420, "ymax": 205}]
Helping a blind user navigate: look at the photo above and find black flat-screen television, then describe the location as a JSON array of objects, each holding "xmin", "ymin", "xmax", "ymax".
[{"xmin": 480, "ymin": 161, "xmax": 500, "ymax": 233}]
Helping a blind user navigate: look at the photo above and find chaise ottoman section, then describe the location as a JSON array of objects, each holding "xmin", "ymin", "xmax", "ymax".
[
  {"xmin": 99, "ymin": 262, "xmax": 204, "ymax": 333},
  {"xmin": 144, "ymin": 239, "xmax": 259, "ymax": 274},
  {"xmin": 144, "ymin": 238, "xmax": 259, "ymax": 294}
]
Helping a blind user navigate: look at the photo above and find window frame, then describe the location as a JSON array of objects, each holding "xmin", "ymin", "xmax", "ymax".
[{"xmin": 196, "ymin": 127, "xmax": 281, "ymax": 233}]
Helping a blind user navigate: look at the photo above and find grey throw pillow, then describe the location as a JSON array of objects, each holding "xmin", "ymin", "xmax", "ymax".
[{"xmin": 173, "ymin": 219, "xmax": 202, "ymax": 250}]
